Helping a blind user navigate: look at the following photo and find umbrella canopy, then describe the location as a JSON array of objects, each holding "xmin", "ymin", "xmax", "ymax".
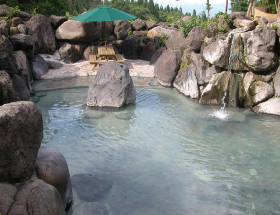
[{"xmin": 71, "ymin": 5, "xmax": 137, "ymax": 22}]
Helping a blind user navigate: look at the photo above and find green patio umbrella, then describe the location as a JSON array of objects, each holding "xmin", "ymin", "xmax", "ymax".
[{"xmin": 71, "ymin": 3, "xmax": 137, "ymax": 48}]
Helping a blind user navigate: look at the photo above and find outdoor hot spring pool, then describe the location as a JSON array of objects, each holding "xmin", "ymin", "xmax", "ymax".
[{"xmin": 32, "ymin": 77, "xmax": 280, "ymax": 215}]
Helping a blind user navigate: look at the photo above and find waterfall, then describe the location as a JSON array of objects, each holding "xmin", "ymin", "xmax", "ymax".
[{"xmin": 210, "ymin": 28, "xmax": 245, "ymax": 120}]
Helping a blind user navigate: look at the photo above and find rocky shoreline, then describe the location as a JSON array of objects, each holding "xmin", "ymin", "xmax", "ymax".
[{"xmin": 1, "ymin": 3, "xmax": 280, "ymax": 214}]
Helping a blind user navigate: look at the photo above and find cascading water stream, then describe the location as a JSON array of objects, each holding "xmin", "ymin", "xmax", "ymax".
[{"xmin": 210, "ymin": 28, "xmax": 245, "ymax": 120}]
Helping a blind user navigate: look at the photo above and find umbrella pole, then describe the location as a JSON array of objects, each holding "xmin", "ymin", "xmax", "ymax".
[{"xmin": 104, "ymin": 22, "xmax": 107, "ymax": 50}]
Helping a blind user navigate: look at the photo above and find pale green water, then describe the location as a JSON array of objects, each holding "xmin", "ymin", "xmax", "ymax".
[{"xmin": 32, "ymin": 79, "xmax": 280, "ymax": 215}]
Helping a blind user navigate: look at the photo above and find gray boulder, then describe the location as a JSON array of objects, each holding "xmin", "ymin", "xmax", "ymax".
[
  {"xmin": 72, "ymin": 174, "xmax": 113, "ymax": 201},
  {"xmin": 30, "ymin": 55, "xmax": 49, "ymax": 79},
  {"xmin": 8, "ymin": 178, "xmax": 66, "ymax": 215},
  {"xmin": 174, "ymin": 65, "xmax": 199, "ymax": 98},
  {"xmin": 87, "ymin": 61, "xmax": 136, "ymax": 107},
  {"xmin": 11, "ymin": 74, "xmax": 31, "ymax": 101},
  {"xmin": 0, "ymin": 183, "xmax": 17, "ymax": 215},
  {"xmin": 181, "ymin": 48, "xmax": 193, "ymax": 65},
  {"xmin": 180, "ymin": 26, "xmax": 206, "ymax": 53},
  {"xmin": 199, "ymin": 71, "xmax": 245, "ymax": 107},
  {"xmin": 0, "ymin": 101, "xmax": 43, "ymax": 183},
  {"xmin": 155, "ymin": 50, "xmax": 181, "ymax": 87},
  {"xmin": 0, "ymin": 19, "xmax": 9, "ymax": 37},
  {"xmin": 132, "ymin": 18, "xmax": 146, "ymax": 30},
  {"xmin": 0, "ymin": 70, "xmax": 19, "ymax": 105},
  {"xmin": 36, "ymin": 147, "xmax": 73, "ymax": 209},
  {"xmin": 273, "ymin": 66, "xmax": 280, "ymax": 96},
  {"xmin": 190, "ymin": 52, "xmax": 210, "ymax": 86},
  {"xmin": 11, "ymin": 50, "xmax": 33, "ymax": 93},
  {"xmin": 202, "ymin": 34, "xmax": 229, "ymax": 69},
  {"xmin": 241, "ymin": 26, "xmax": 277, "ymax": 72},
  {"xmin": 114, "ymin": 20, "xmax": 132, "ymax": 40},
  {"xmin": 0, "ymin": 35, "xmax": 13, "ymax": 55},
  {"xmin": 0, "ymin": 4, "xmax": 12, "ymax": 16},
  {"xmin": 59, "ymin": 42, "xmax": 85, "ymax": 63},
  {"xmin": 182, "ymin": 15, "xmax": 192, "ymax": 22},
  {"xmin": 9, "ymin": 34, "xmax": 36, "ymax": 59},
  {"xmin": 150, "ymin": 47, "xmax": 166, "ymax": 65},
  {"xmin": 17, "ymin": 24, "xmax": 27, "ymax": 34},
  {"xmin": 56, "ymin": 20, "xmax": 102, "ymax": 43},
  {"xmin": 73, "ymin": 202, "xmax": 109, "ymax": 215},
  {"xmin": 10, "ymin": 17, "xmax": 23, "ymax": 27},
  {"xmin": 147, "ymin": 26, "xmax": 176, "ymax": 38},
  {"xmin": 229, "ymin": 11, "xmax": 250, "ymax": 21},
  {"xmin": 102, "ymin": 21, "xmax": 115, "ymax": 38},
  {"xmin": 83, "ymin": 44, "xmax": 98, "ymax": 60},
  {"xmin": 26, "ymin": 14, "xmax": 56, "ymax": 54},
  {"xmin": 202, "ymin": 27, "xmax": 277, "ymax": 72},
  {"xmin": 233, "ymin": 19, "xmax": 257, "ymax": 30},
  {"xmin": 145, "ymin": 20, "xmax": 157, "ymax": 30},
  {"xmin": 165, "ymin": 30, "xmax": 185, "ymax": 51},
  {"xmin": 249, "ymin": 81, "xmax": 274, "ymax": 106},
  {"xmin": 0, "ymin": 52, "xmax": 17, "ymax": 75},
  {"xmin": 205, "ymin": 22, "xmax": 218, "ymax": 38},
  {"xmin": 140, "ymin": 42, "xmax": 156, "ymax": 61},
  {"xmin": 253, "ymin": 97, "xmax": 280, "ymax": 115},
  {"xmin": 19, "ymin": 11, "xmax": 32, "ymax": 21},
  {"xmin": 121, "ymin": 36, "xmax": 152, "ymax": 59},
  {"xmin": 49, "ymin": 15, "xmax": 68, "ymax": 29}
]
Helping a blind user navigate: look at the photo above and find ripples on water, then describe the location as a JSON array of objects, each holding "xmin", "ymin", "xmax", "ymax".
[{"xmin": 33, "ymin": 86, "xmax": 280, "ymax": 215}]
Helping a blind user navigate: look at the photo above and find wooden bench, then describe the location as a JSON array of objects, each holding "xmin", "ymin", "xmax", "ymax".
[
  {"xmin": 115, "ymin": 54, "xmax": 125, "ymax": 63},
  {"xmin": 89, "ymin": 54, "xmax": 97, "ymax": 64}
]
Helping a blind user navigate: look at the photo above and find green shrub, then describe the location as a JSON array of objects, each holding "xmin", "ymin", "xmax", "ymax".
[
  {"xmin": 159, "ymin": 33, "xmax": 169, "ymax": 46},
  {"xmin": 166, "ymin": 16, "xmax": 174, "ymax": 24},
  {"xmin": 5, "ymin": 6, "xmax": 20, "ymax": 20}
]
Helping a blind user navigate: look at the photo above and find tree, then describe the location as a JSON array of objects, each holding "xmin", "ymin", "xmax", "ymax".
[
  {"xmin": 230, "ymin": 0, "xmax": 249, "ymax": 12},
  {"xmin": 206, "ymin": 0, "xmax": 212, "ymax": 21},
  {"xmin": 192, "ymin": 9, "xmax": 197, "ymax": 16}
]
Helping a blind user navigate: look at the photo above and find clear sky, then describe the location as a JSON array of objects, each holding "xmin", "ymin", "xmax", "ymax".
[{"xmin": 154, "ymin": 0, "xmax": 230, "ymax": 16}]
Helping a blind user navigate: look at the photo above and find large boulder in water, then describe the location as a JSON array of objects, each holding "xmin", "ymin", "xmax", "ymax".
[
  {"xmin": 199, "ymin": 71, "xmax": 245, "ymax": 107},
  {"xmin": 0, "ymin": 101, "xmax": 43, "ymax": 183},
  {"xmin": 174, "ymin": 65, "xmax": 199, "ymax": 98},
  {"xmin": 56, "ymin": 20, "xmax": 102, "ymax": 43},
  {"xmin": 11, "ymin": 74, "xmax": 31, "ymax": 101},
  {"xmin": 154, "ymin": 50, "xmax": 181, "ymax": 87},
  {"xmin": 26, "ymin": 14, "xmax": 56, "ymax": 54},
  {"xmin": 87, "ymin": 61, "xmax": 136, "ymax": 107},
  {"xmin": 35, "ymin": 147, "xmax": 73, "ymax": 210},
  {"xmin": 8, "ymin": 177, "xmax": 66, "ymax": 215},
  {"xmin": 253, "ymin": 97, "xmax": 280, "ymax": 115}
]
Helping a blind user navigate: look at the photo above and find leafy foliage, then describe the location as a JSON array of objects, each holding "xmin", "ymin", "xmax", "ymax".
[
  {"xmin": 230, "ymin": 0, "xmax": 249, "ymax": 12},
  {"xmin": 180, "ymin": 12, "xmax": 232, "ymax": 36},
  {"xmin": 159, "ymin": 33, "xmax": 169, "ymax": 46},
  {"xmin": 256, "ymin": 0, "xmax": 277, "ymax": 13}
]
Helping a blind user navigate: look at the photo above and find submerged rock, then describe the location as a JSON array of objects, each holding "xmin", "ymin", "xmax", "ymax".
[
  {"xmin": 72, "ymin": 174, "xmax": 113, "ymax": 201},
  {"xmin": 73, "ymin": 202, "xmax": 109, "ymax": 215},
  {"xmin": 35, "ymin": 147, "xmax": 73, "ymax": 210}
]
